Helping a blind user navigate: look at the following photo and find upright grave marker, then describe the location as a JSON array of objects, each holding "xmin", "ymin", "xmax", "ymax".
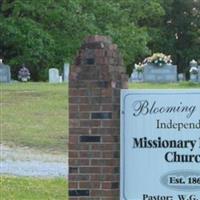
[
  {"xmin": 63, "ymin": 63, "xmax": 70, "ymax": 82},
  {"xmin": 143, "ymin": 63, "xmax": 177, "ymax": 83},
  {"xmin": 121, "ymin": 89, "xmax": 200, "ymax": 200},
  {"xmin": 69, "ymin": 35, "xmax": 128, "ymax": 199},
  {"xmin": 49, "ymin": 68, "xmax": 60, "ymax": 83},
  {"xmin": 0, "ymin": 59, "xmax": 11, "ymax": 83}
]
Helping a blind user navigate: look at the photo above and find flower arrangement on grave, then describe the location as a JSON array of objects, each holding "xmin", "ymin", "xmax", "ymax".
[
  {"xmin": 134, "ymin": 63, "xmax": 144, "ymax": 73},
  {"xmin": 189, "ymin": 59, "xmax": 198, "ymax": 75},
  {"xmin": 18, "ymin": 65, "xmax": 31, "ymax": 82},
  {"xmin": 143, "ymin": 53, "xmax": 172, "ymax": 67},
  {"xmin": 189, "ymin": 66, "xmax": 198, "ymax": 74}
]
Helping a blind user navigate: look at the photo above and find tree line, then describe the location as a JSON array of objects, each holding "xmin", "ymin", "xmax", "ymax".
[{"xmin": 0, "ymin": 0, "xmax": 199, "ymax": 80}]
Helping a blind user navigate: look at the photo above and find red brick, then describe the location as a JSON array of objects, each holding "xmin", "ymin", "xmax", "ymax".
[
  {"xmin": 90, "ymin": 189, "xmax": 119, "ymax": 196},
  {"xmin": 91, "ymin": 159, "xmax": 118, "ymax": 166},
  {"xmin": 69, "ymin": 128, "xmax": 90, "ymax": 135},
  {"xmin": 69, "ymin": 182, "xmax": 78, "ymax": 188},
  {"xmin": 102, "ymin": 152, "xmax": 115, "ymax": 158},
  {"xmin": 69, "ymin": 36, "xmax": 128, "ymax": 199},
  {"xmin": 102, "ymin": 182, "xmax": 112, "ymax": 189},
  {"xmin": 69, "ymin": 89, "xmax": 79, "ymax": 96},
  {"xmin": 91, "ymin": 144, "xmax": 119, "ymax": 151},
  {"xmin": 79, "ymin": 151, "xmax": 101, "ymax": 158},
  {"xmin": 68, "ymin": 135, "xmax": 79, "ymax": 144},
  {"xmin": 69, "ymin": 144, "xmax": 89, "ymax": 151},
  {"xmin": 102, "ymin": 167, "xmax": 118, "ymax": 174},
  {"xmin": 101, "ymin": 120, "xmax": 119, "ymax": 127},
  {"xmin": 79, "ymin": 198, "xmax": 100, "ymax": 200},
  {"xmin": 79, "ymin": 181, "xmax": 100, "ymax": 189},
  {"xmin": 91, "ymin": 174, "xmax": 119, "ymax": 182},
  {"xmin": 69, "ymin": 174, "xmax": 90, "ymax": 181},
  {"xmin": 69, "ymin": 120, "xmax": 80, "ymax": 128},
  {"xmin": 70, "ymin": 159, "xmax": 89, "ymax": 166},
  {"xmin": 79, "ymin": 105, "xmax": 101, "ymax": 112},
  {"xmin": 91, "ymin": 128, "xmax": 119, "ymax": 135},
  {"xmin": 79, "ymin": 167, "xmax": 101, "ymax": 174},
  {"xmin": 80, "ymin": 120, "xmax": 101, "ymax": 127},
  {"xmin": 79, "ymin": 97, "xmax": 89, "ymax": 104},
  {"xmin": 69, "ymin": 97, "xmax": 79, "ymax": 104},
  {"xmin": 69, "ymin": 112, "xmax": 79, "ymax": 119},
  {"xmin": 68, "ymin": 151, "xmax": 78, "ymax": 158},
  {"xmin": 95, "ymin": 49, "xmax": 105, "ymax": 57},
  {"xmin": 79, "ymin": 113, "xmax": 90, "ymax": 119},
  {"xmin": 102, "ymin": 136, "xmax": 119, "ymax": 143},
  {"xmin": 69, "ymin": 105, "xmax": 79, "ymax": 112}
]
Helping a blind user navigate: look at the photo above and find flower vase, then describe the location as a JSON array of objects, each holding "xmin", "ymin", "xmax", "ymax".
[{"xmin": 190, "ymin": 74, "xmax": 198, "ymax": 83}]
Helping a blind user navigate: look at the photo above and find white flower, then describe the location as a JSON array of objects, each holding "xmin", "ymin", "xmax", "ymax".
[
  {"xmin": 134, "ymin": 63, "xmax": 144, "ymax": 72},
  {"xmin": 189, "ymin": 67, "xmax": 198, "ymax": 74},
  {"xmin": 142, "ymin": 53, "xmax": 173, "ymax": 67}
]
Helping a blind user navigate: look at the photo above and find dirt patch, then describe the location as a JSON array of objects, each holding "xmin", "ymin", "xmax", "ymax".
[{"xmin": 0, "ymin": 144, "xmax": 68, "ymax": 177}]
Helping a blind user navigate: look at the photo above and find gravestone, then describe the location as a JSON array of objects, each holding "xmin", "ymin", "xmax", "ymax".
[
  {"xmin": 178, "ymin": 73, "xmax": 185, "ymax": 82},
  {"xmin": 49, "ymin": 68, "xmax": 59, "ymax": 83},
  {"xmin": 198, "ymin": 66, "xmax": 200, "ymax": 82},
  {"xmin": 189, "ymin": 60, "xmax": 198, "ymax": 83},
  {"xmin": 190, "ymin": 73, "xmax": 198, "ymax": 82},
  {"xmin": 0, "ymin": 60, "xmax": 11, "ymax": 83},
  {"xmin": 130, "ymin": 69, "xmax": 143, "ymax": 82},
  {"xmin": 63, "ymin": 63, "xmax": 70, "ymax": 82},
  {"xmin": 143, "ymin": 63, "xmax": 177, "ymax": 83},
  {"xmin": 69, "ymin": 35, "xmax": 128, "ymax": 199},
  {"xmin": 59, "ymin": 76, "xmax": 63, "ymax": 83}
]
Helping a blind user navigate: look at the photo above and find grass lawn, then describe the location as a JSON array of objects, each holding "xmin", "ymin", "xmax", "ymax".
[
  {"xmin": 1, "ymin": 81, "xmax": 200, "ymax": 152},
  {"xmin": 1, "ymin": 82, "xmax": 68, "ymax": 152},
  {"xmin": 0, "ymin": 176, "xmax": 67, "ymax": 200},
  {"xmin": 129, "ymin": 81, "xmax": 200, "ymax": 89}
]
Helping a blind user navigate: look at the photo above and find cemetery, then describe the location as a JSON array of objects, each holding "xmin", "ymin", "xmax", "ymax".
[
  {"xmin": 0, "ymin": 1, "xmax": 200, "ymax": 200},
  {"xmin": 1, "ymin": 38, "xmax": 200, "ymax": 199},
  {"xmin": 129, "ymin": 54, "xmax": 200, "ymax": 84}
]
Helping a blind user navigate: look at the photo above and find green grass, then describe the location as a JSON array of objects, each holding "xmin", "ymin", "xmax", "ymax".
[
  {"xmin": 129, "ymin": 81, "xmax": 200, "ymax": 89},
  {"xmin": 1, "ymin": 81, "xmax": 200, "ymax": 152},
  {"xmin": 0, "ymin": 82, "xmax": 68, "ymax": 152},
  {"xmin": 0, "ymin": 83, "xmax": 68, "ymax": 199},
  {"xmin": 0, "ymin": 176, "xmax": 68, "ymax": 200}
]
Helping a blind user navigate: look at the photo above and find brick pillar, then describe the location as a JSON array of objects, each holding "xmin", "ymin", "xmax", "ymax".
[{"xmin": 68, "ymin": 35, "xmax": 128, "ymax": 200}]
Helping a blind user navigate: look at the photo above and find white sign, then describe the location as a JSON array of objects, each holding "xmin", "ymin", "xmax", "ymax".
[{"xmin": 121, "ymin": 89, "xmax": 200, "ymax": 200}]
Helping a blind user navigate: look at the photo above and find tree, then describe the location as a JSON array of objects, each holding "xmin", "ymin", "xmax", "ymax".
[
  {"xmin": 0, "ymin": 0, "xmax": 55, "ymax": 80},
  {"xmin": 148, "ymin": 0, "xmax": 200, "ymax": 74},
  {"xmin": 0, "ymin": 0, "xmax": 165, "ymax": 80}
]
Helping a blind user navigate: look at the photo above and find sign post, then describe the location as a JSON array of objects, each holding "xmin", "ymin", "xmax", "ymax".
[{"xmin": 121, "ymin": 90, "xmax": 200, "ymax": 200}]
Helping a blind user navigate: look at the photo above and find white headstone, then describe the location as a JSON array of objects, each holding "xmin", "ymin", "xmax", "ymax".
[
  {"xmin": 59, "ymin": 76, "xmax": 63, "ymax": 83},
  {"xmin": 198, "ymin": 66, "xmax": 200, "ymax": 83},
  {"xmin": 178, "ymin": 73, "xmax": 185, "ymax": 82},
  {"xmin": 130, "ymin": 69, "xmax": 138, "ymax": 82},
  {"xmin": 0, "ymin": 61, "xmax": 11, "ymax": 83},
  {"xmin": 190, "ymin": 73, "xmax": 198, "ymax": 82},
  {"xmin": 49, "ymin": 68, "xmax": 60, "ymax": 83},
  {"xmin": 63, "ymin": 63, "xmax": 70, "ymax": 82},
  {"xmin": 130, "ymin": 69, "xmax": 143, "ymax": 82}
]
